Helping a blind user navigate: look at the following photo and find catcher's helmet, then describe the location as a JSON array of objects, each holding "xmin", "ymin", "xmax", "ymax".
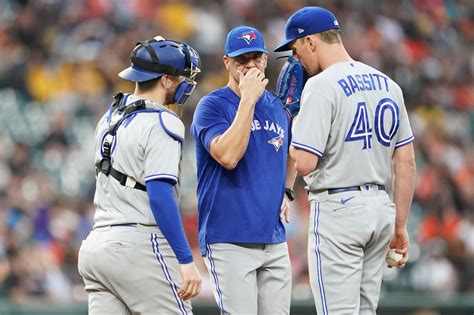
[
  {"xmin": 119, "ymin": 39, "xmax": 200, "ymax": 82},
  {"xmin": 119, "ymin": 39, "xmax": 201, "ymax": 104}
]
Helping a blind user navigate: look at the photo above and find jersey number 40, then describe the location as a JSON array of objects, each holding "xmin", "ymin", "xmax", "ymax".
[{"xmin": 345, "ymin": 97, "xmax": 400, "ymax": 149}]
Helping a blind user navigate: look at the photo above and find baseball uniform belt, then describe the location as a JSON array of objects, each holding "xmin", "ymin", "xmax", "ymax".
[
  {"xmin": 327, "ymin": 184, "xmax": 385, "ymax": 195},
  {"xmin": 93, "ymin": 223, "xmax": 159, "ymax": 231},
  {"xmin": 108, "ymin": 223, "xmax": 158, "ymax": 227}
]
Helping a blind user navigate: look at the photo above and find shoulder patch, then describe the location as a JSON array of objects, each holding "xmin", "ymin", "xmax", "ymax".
[{"xmin": 159, "ymin": 110, "xmax": 185, "ymax": 142}]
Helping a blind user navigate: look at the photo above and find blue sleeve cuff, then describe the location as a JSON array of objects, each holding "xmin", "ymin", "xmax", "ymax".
[
  {"xmin": 178, "ymin": 255, "xmax": 194, "ymax": 264},
  {"xmin": 395, "ymin": 136, "xmax": 415, "ymax": 148},
  {"xmin": 291, "ymin": 141, "xmax": 324, "ymax": 157},
  {"xmin": 146, "ymin": 179, "xmax": 193, "ymax": 264}
]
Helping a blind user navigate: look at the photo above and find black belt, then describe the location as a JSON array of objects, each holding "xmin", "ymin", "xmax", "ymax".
[
  {"xmin": 328, "ymin": 184, "xmax": 385, "ymax": 195},
  {"xmin": 109, "ymin": 168, "xmax": 146, "ymax": 192}
]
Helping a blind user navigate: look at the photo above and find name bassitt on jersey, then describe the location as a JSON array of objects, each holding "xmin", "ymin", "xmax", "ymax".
[
  {"xmin": 291, "ymin": 61, "xmax": 414, "ymax": 197},
  {"xmin": 337, "ymin": 72, "xmax": 390, "ymax": 96}
]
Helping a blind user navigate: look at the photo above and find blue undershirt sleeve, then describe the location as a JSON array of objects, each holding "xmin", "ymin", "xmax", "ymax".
[{"xmin": 146, "ymin": 179, "xmax": 193, "ymax": 264}]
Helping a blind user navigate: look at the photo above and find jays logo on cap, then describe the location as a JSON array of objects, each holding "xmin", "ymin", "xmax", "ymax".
[
  {"xmin": 238, "ymin": 31, "xmax": 257, "ymax": 44},
  {"xmin": 224, "ymin": 25, "xmax": 268, "ymax": 57}
]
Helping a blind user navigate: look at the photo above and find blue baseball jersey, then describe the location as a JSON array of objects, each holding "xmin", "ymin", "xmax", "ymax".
[{"xmin": 191, "ymin": 87, "xmax": 290, "ymax": 255}]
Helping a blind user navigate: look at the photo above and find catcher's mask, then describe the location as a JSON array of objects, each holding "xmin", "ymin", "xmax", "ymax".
[{"xmin": 119, "ymin": 39, "xmax": 201, "ymax": 105}]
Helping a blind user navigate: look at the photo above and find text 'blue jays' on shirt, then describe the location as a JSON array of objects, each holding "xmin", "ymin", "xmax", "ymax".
[{"xmin": 191, "ymin": 87, "xmax": 290, "ymax": 255}]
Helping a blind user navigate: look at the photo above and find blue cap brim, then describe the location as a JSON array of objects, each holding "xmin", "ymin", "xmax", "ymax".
[
  {"xmin": 227, "ymin": 47, "xmax": 268, "ymax": 57},
  {"xmin": 118, "ymin": 66, "xmax": 163, "ymax": 82},
  {"xmin": 273, "ymin": 38, "xmax": 295, "ymax": 52}
]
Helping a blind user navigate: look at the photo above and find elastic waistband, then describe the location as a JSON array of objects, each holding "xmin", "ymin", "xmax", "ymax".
[{"xmin": 327, "ymin": 184, "xmax": 385, "ymax": 195}]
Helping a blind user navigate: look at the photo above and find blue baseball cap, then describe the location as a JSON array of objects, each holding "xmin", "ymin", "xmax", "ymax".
[
  {"xmin": 274, "ymin": 6, "xmax": 340, "ymax": 52},
  {"xmin": 224, "ymin": 25, "xmax": 268, "ymax": 57}
]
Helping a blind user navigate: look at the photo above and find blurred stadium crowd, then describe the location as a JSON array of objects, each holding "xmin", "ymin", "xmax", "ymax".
[{"xmin": 0, "ymin": 0, "xmax": 473, "ymax": 305}]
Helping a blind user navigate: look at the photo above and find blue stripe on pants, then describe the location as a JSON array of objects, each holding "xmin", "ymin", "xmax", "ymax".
[
  {"xmin": 206, "ymin": 244, "xmax": 228, "ymax": 315},
  {"xmin": 313, "ymin": 202, "xmax": 328, "ymax": 314},
  {"xmin": 150, "ymin": 233, "xmax": 187, "ymax": 315}
]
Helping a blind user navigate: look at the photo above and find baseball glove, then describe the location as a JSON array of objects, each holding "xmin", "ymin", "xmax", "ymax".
[{"xmin": 276, "ymin": 56, "xmax": 308, "ymax": 118}]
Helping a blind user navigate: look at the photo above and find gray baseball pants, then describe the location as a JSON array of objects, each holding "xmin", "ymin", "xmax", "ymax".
[
  {"xmin": 308, "ymin": 186, "xmax": 395, "ymax": 315},
  {"xmin": 78, "ymin": 225, "xmax": 192, "ymax": 315},
  {"xmin": 204, "ymin": 242, "xmax": 291, "ymax": 315}
]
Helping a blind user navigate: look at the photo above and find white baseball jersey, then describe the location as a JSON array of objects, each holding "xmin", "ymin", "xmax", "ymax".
[
  {"xmin": 292, "ymin": 61, "xmax": 414, "ymax": 198},
  {"xmin": 93, "ymin": 94, "xmax": 184, "ymax": 228}
]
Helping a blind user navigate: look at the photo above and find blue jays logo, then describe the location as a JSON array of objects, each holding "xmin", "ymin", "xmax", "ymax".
[
  {"xmin": 268, "ymin": 135, "xmax": 284, "ymax": 152},
  {"xmin": 238, "ymin": 31, "xmax": 257, "ymax": 44}
]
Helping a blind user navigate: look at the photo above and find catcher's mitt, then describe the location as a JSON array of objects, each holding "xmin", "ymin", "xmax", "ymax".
[{"xmin": 276, "ymin": 56, "xmax": 308, "ymax": 118}]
